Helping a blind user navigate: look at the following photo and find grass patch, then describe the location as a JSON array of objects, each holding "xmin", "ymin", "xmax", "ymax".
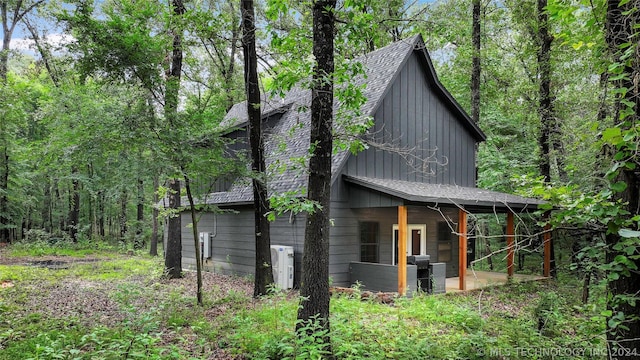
[
  {"xmin": 5, "ymin": 238, "xmax": 121, "ymax": 258},
  {"xmin": 0, "ymin": 257, "xmax": 162, "ymax": 284},
  {"xmin": 71, "ymin": 257, "xmax": 163, "ymax": 281}
]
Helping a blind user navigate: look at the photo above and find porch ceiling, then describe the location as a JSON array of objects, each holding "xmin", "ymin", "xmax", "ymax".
[{"xmin": 343, "ymin": 175, "xmax": 544, "ymax": 212}]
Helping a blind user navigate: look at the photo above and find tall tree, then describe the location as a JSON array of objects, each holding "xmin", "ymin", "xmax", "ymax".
[
  {"xmin": 150, "ymin": 175, "xmax": 160, "ymax": 256},
  {"xmin": 164, "ymin": 0, "xmax": 186, "ymax": 279},
  {"xmin": 537, "ymin": 0, "xmax": 554, "ymax": 184},
  {"xmin": 536, "ymin": 0, "xmax": 557, "ymax": 277},
  {"xmin": 241, "ymin": 0, "xmax": 274, "ymax": 297},
  {"xmin": 0, "ymin": 0, "xmax": 44, "ymax": 80},
  {"xmin": 0, "ymin": 0, "xmax": 45, "ymax": 243},
  {"xmin": 68, "ymin": 168, "xmax": 80, "ymax": 241},
  {"xmin": 296, "ymin": 0, "xmax": 336, "ymax": 351},
  {"xmin": 603, "ymin": 0, "xmax": 640, "ymax": 353}
]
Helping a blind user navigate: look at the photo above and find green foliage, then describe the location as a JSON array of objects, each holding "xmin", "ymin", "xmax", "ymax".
[
  {"xmin": 5, "ymin": 228, "xmax": 151, "ymax": 258},
  {"xmin": 267, "ymin": 190, "xmax": 319, "ymax": 221},
  {"xmin": 270, "ymin": 317, "xmax": 332, "ymax": 360},
  {"xmin": 515, "ymin": 172, "xmax": 640, "ymax": 343},
  {"xmin": 534, "ymin": 291, "xmax": 563, "ymax": 337},
  {"xmin": 223, "ymin": 282, "xmax": 606, "ymax": 359}
]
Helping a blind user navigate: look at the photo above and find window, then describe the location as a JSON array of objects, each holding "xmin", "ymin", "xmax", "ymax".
[
  {"xmin": 359, "ymin": 222, "xmax": 379, "ymax": 263},
  {"xmin": 437, "ymin": 222, "xmax": 452, "ymax": 262}
]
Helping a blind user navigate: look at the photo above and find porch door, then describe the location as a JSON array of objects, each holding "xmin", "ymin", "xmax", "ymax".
[{"xmin": 392, "ymin": 224, "xmax": 427, "ymax": 265}]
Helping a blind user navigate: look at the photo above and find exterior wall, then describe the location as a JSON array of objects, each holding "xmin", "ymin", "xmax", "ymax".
[
  {"xmin": 328, "ymin": 179, "xmax": 462, "ymax": 279},
  {"xmin": 180, "ymin": 207, "xmax": 306, "ymax": 284},
  {"xmin": 328, "ymin": 179, "xmax": 360, "ymax": 286},
  {"xmin": 347, "ymin": 204, "xmax": 460, "ymax": 278},
  {"xmin": 345, "ymin": 52, "xmax": 477, "ymax": 187}
]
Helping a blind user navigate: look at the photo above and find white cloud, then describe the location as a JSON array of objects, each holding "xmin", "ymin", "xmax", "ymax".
[{"xmin": 10, "ymin": 33, "xmax": 75, "ymax": 52}]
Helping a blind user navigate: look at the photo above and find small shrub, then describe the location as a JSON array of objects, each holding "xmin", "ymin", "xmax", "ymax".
[
  {"xmin": 274, "ymin": 317, "xmax": 331, "ymax": 360},
  {"xmin": 24, "ymin": 229, "xmax": 53, "ymax": 243},
  {"xmin": 534, "ymin": 291, "xmax": 563, "ymax": 337}
]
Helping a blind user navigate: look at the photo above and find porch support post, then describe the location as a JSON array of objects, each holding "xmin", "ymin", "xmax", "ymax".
[
  {"xmin": 458, "ymin": 208, "xmax": 467, "ymax": 290},
  {"xmin": 398, "ymin": 205, "xmax": 408, "ymax": 295},
  {"xmin": 543, "ymin": 223, "xmax": 551, "ymax": 277},
  {"xmin": 507, "ymin": 211, "xmax": 515, "ymax": 278}
]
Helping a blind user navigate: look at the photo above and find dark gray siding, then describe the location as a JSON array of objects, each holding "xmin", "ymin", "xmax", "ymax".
[
  {"xmin": 329, "ymin": 183, "xmax": 359, "ymax": 285},
  {"xmin": 328, "ymin": 178, "xmax": 462, "ymax": 280},
  {"xmin": 180, "ymin": 186, "xmax": 462, "ymax": 285},
  {"xmin": 348, "ymin": 186, "xmax": 402, "ymax": 208},
  {"xmin": 181, "ymin": 208, "xmax": 306, "ymax": 284},
  {"xmin": 345, "ymin": 52, "xmax": 477, "ymax": 187}
]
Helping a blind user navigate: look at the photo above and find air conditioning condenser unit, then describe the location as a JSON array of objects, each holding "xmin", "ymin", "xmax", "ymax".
[{"xmin": 270, "ymin": 245, "xmax": 294, "ymax": 290}]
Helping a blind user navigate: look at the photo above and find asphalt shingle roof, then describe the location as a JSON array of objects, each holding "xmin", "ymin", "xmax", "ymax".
[
  {"xmin": 343, "ymin": 175, "xmax": 544, "ymax": 211},
  {"xmin": 206, "ymin": 36, "xmax": 426, "ymax": 205},
  {"xmin": 203, "ymin": 35, "xmax": 539, "ymax": 211}
]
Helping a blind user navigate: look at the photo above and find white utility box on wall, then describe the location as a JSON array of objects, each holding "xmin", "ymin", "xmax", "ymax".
[{"xmin": 270, "ymin": 245, "xmax": 294, "ymax": 289}]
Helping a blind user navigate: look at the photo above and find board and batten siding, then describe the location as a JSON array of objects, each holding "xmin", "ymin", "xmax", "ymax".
[
  {"xmin": 180, "ymin": 207, "xmax": 306, "ymax": 284},
  {"xmin": 345, "ymin": 51, "xmax": 477, "ymax": 187},
  {"xmin": 328, "ymin": 181, "xmax": 360, "ymax": 286}
]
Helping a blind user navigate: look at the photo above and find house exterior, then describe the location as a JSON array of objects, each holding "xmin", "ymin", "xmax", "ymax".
[{"xmin": 177, "ymin": 35, "xmax": 545, "ymax": 293}]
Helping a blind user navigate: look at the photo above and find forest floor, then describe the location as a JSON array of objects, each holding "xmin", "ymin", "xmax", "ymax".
[
  {"xmin": 0, "ymin": 248, "xmax": 254, "ymax": 359},
  {"xmin": 0, "ymin": 244, "xmax": 608, "ymax": 359}
]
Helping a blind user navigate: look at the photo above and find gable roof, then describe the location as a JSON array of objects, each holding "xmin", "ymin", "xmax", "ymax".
[{"xmin": 204, "ymin": 35, "xmax": 489, "ymax": 206}]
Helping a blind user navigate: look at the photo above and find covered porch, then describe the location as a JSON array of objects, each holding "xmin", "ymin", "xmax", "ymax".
[{"xmin": 344, "ymin": 175, "xmax": 551, "ymax": 295}]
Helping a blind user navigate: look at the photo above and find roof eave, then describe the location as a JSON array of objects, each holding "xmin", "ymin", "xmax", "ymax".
[{"xmin": 343, "ymin": 175, "xmax": 544, "ymax": 212}]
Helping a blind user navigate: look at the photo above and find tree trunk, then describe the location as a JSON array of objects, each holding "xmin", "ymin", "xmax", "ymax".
[
  {"xmin": 296, "ymin": 0, "xmax": 336, "ymax": 352},
  {"xmin": 0, "ymin": 145, "xmax": 8, "ymax": 243},
  {"xmin": 184, "ymin": 175, "xmax": 203, "ymax": 305},
  {"xmin": 55, "ymin": 180, "xmax": 65, "ymax": 234},
  {"xmin": 1, "ymin": 0, "xmax": 45, "ymax": 243},
  {"xmin": 226, "ymin": 6, "xmax": 240, "ymax": 112},
  {"xmin": 537, "ymin": 0, "xmax": 556, "ymax": 278},
  {"xmin": 119, "ymin": 188, "xmax": 127, "ymax": 241},
  {"xmin": 537, "ymin": 0, "xmax": 553, "ymax": 183},
  {"xmin": 135, "ymin": 178, "xmax": 144, "ymax": 249},
  {"xmin": 42, "ymin": 181, "xmax": 51, "ymax": 232},
  {"xmin": 242, "ymin": 0, "xmax": 274, "ymax": 298},
  {"xmin": 165, "ymin": 178, "xmax": 182, "ymax": 278},
  {"xmin": 98, "ymin": 190, "xmax": 105, "ymax": 238},
  {"xmin": 68, "ymin": 168, "xmax": 80, "ymax": 242},
  {"xmin": 0, "ymin": 25, "xmax": 9, "ymax": 239},
  {"xmin": 1, "ymin": 1, "xmax": 14, "ymax": 83},
  {"xmin": 471, "ymin": 0, "xmax": 481, "ymax": 124},
  {"xmin": 163, "ymin": 0, "xmax": 185, "ymax": 278},
  {"xmin": 150, "ymin": 175, "xmax": 159, "ymax": 256},
  {"xmin": 23, "ymin": 17, "xmax": 59, "ymax": 86},
  {"xmin": 582, "ymin": 270, "xmax": 591, "ymax": 304},
  {"xmin": 604, "ymin": 0, "xmax": 640, "ymax": 354}
]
